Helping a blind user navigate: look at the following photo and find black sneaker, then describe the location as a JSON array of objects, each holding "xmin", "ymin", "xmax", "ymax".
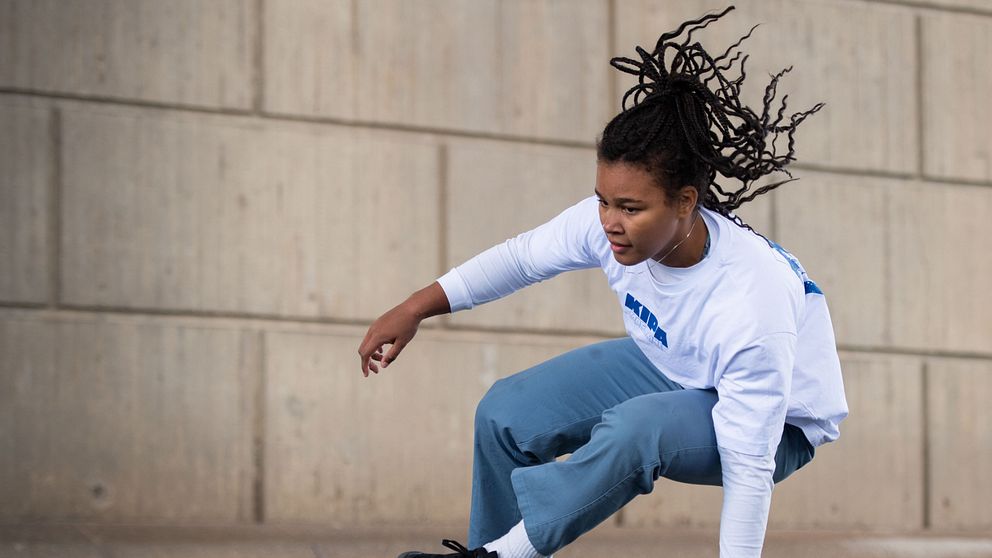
[{"xmin": 397, "ymin": 538, "xmax": 498, "ymax": 558}]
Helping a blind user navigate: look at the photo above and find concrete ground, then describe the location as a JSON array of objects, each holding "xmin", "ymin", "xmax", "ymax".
[{"xmin": 2, "ymin": 523, "xmax": 992, "ymax": 558}]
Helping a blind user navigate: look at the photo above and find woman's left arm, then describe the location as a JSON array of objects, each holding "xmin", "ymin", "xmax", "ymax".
[{"xmin": 712, "ymin": 331, "xmax": 798, "ymax": 558}]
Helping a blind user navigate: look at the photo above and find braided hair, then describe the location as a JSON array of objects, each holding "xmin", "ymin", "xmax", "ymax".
[{"xmin": 596, "ymin": 5, "xmax": 824, "ymax": 244}]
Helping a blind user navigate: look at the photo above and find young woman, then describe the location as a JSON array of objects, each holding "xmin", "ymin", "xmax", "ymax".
[{"xmin": 358, "ymin": 6, "xmax": 849, "ymax": 557}]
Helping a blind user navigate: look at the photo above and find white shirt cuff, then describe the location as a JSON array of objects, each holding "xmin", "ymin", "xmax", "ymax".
[{"xmin": 436, "ymin": 267, "xmax": 473, "ymax": 312}]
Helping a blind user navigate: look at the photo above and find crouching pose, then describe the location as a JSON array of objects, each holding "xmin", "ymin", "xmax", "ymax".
[{"xmin": 358, "ymin": 5, "xmax": 849, "ymax": 557}]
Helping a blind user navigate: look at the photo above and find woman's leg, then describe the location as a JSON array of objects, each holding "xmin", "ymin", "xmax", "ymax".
[
  {"xmin": 467, "ymin": 336, "xmax": 684, "ymax": 548},
  {"xmin": 509, "ymin": 388, "xmax": 815, "ymax": 556}
]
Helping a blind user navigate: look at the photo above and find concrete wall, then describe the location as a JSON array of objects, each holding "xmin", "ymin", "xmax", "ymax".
[{"xmin": 1, "ymin": 0, "xmax": 989, "ymax": 534}]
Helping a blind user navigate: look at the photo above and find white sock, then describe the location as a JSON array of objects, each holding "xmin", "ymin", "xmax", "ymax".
[{"xmin": 482, "ymin": 519, "xmax": 548, "ymax": 558}]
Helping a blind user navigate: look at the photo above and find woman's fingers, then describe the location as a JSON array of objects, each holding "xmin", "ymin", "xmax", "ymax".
[
  {"xmin": 368, "ymin": 346, "xmax": 389, "ymax": 374},
  {"xmin": 358, "ymin": 336, "xmax": 371, "ymax": 376},
  {"xmin": 358, "ymin": 304, "xmax": 420, "ymax": 376},
  {"xmin": 358, "ymin": 329, "xmax": 389, "ymax": 376},
  {"xmin": 360, "ymin": 342, "xmax": 388, "ymax": 377},
  {"xmin": 381, "ymin": 337, "xmax": 409, "ymax": 368},
  {"xmin": 359, "ymin": 343, "xmax": 378, "ymax": 377}
]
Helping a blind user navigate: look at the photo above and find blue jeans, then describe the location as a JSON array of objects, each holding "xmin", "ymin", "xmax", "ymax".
[{"xmin": 467, "ymin": 337, "xmax": 815, "ymax": 556}]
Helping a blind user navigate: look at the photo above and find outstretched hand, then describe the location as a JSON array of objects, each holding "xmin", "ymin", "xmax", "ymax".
[
  {"xmin": 357, "ymin": 302, "xmax": 421, "ymax": 377},
  {"xmin": 357, "ymin": 281, "xmax": 451, "ymax": 377}
]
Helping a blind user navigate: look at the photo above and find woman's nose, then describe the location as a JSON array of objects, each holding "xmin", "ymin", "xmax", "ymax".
[{"xmin": 601, "ymin": 213, "xmax": 622, "ymax": 233}]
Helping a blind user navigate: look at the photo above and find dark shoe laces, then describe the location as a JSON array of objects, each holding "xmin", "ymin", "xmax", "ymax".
[{"xmin": 441, "ymin": 539, "xmax": 494, "ymax": 557}]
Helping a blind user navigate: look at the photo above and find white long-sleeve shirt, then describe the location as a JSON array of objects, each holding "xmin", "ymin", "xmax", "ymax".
[{"xmin": 436, "ymin": 195, "xmax": 849, "ymax": 557}]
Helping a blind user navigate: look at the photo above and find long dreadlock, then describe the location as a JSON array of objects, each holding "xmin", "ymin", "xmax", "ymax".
[{"xmin": 596, "ymin": 5, "xmax": 824, "ymax": 244}]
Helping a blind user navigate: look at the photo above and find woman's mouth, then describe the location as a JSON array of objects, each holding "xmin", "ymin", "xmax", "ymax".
[{"xmin": 609, "ymin": 241, "xmax": 631, "ymax": 253}]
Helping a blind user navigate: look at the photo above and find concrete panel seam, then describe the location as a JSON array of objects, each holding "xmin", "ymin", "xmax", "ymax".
[
  {"xmin": 0, "ymin": 88, "xmax": 256, "ymax": 118},
  {"xmin": 770, "ymin": 184, "xmax": 779, "ymax": 242},
  {"xmin": 922, "ymin": 358, "xmax": 931, "ymax": 529},
  {"xmin": 1, "ymin": 88, "xmax": 593, "ymax": 150},
  {"xmin": 791, "ymin": 161, "xmax": 992, "ymax": 189},
  {"xmin": 883, "ymin": 173, "xmax": 894, "ymax": 346},
  {"xmin": 0, "ymin": 302, "xmax": 47, "ymax": 310},
  {"xmin": 911, "ymin": 175, "xmax": 992, "ymax": 189},
  {"xmin": 40, "ymin": 303, "xmax": 416, "ymax": 329},
  {"xmin": 438, "ymin": 142, "xmax": 449, "ymax": 279},
  {"xmin": 49, "ymin": 106, "xmax": 62, "ymax": 308},
  {"xmin": 350, "ymin": 0, "xmax": 360, "ymax": 117},
  {"xmin": 855, "ymin": 0, "xmax": 992, "ymax": 18},
  {"xmin": 791, "ymin": 162, "xmax": 915, "ymax": 182},
  {"xmin": 254, "ymin": 0, "xmax": 265, "ymax": 113},
  {"xmin": 254, "ymin": 329, "xmax": 267, "ymax": 524},
  {"xmin": 836, "ymin": 344, "xmax": 992, "ymax": 361},
  {"xmin": 439, "ymin": 323, "xmax": 624, "ymax": 341},
  {"xmin": 0, "ymin": 304, "xmax": 456, "ymax": 336},
  {"xmin": 607, "ymin": 0, "xmax": 618, "ymax": 117},
  {"xmin": 230, "ymin": 108, "xmax": 601, "ymax": 150},
  {"xmin": 496, "ymin": 2, "xmax": 504, "ymax": 118},
  {"xmin": 915, "ymin": 13, "xmax": 925, "ymax": 179},
  {"xmin": 72, "ymin": 525, "xmax": 112, "ymax": 558}
]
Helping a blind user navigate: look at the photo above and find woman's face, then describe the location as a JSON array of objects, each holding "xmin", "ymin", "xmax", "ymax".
[{"xmin": 594, "ymin": 161, "xmax": 696, "ymax": 266}]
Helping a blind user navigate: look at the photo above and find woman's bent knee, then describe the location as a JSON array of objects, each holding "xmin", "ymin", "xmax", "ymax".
[{"xmin": 475, "ymin": 378, "xmax": 512, "ymax": 431}]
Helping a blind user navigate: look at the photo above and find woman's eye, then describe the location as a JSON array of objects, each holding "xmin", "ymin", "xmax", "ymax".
[{"xmin": 598, "ymin": 199, "xmax": 638, "ymax": 215}]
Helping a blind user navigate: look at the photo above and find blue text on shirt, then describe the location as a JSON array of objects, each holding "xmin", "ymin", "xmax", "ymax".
[{"xmin": 625, "ymin": 293, "xmax": 669, "ymax": 347}]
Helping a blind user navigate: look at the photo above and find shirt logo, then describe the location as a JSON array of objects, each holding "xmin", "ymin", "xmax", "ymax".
[
  {"xmin": 624, "ymin": 293, "xmax": 669, "ymax": 347},
  {"xmin": 769, "ymin": 241, "xmax": 823, "ymax": 295}
]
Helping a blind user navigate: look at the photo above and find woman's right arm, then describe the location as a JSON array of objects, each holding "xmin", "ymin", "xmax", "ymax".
[
  {"xmin": 358, "ymin": 195, "xmax": 603, "ymax": 376},
  {"xmin": 434, "ymin": 195, "xmax": 604, "ymax": 312}
]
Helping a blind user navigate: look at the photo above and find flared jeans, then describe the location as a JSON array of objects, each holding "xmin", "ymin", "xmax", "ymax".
[{"xmin": 467, "ymin": 336, "xmax": 815, "ymax": 556}]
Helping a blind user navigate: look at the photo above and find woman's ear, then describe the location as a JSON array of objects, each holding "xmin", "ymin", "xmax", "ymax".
[{"xmin": 678, "ymin": 186, "xmax": 698, "ymax": 217}]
